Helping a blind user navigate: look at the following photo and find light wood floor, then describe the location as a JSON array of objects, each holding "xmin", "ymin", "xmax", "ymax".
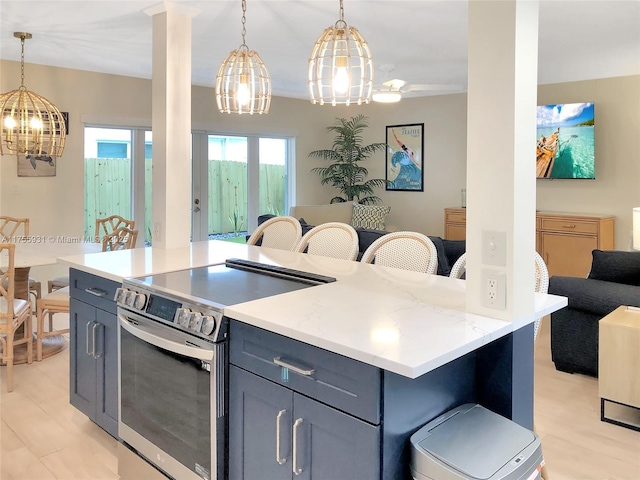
[{"xmin": 1, "ymin": 316, "xmax": 639, "ymax": 479}]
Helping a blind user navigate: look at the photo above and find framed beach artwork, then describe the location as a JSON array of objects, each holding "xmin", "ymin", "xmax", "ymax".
[{"xmin": 385, "ymin": 123, "xmax": 424, "ymax": 191}]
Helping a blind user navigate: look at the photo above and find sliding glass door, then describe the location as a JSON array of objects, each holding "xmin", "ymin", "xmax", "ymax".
[{"xmin": 191, "ymin": 133, "xmax": 291, "ymax": 242}]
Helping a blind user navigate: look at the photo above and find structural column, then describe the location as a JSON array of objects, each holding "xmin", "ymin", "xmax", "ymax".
[
  {"xmin": 145, "ymin": 1, "xmax": 199, "ymax": 249},
  {"xmin": 465, "ymin": 0, "xmax": 539, "ymax": 427}
]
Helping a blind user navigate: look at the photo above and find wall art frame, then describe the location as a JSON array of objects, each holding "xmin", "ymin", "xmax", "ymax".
[{"xmin": 385, "ymin": 123, "xmax": 424, "ymax": 191}]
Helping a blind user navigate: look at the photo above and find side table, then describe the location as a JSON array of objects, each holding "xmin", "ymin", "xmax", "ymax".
[{"xmin": 599, "ymin": 305, "xmax": 640, "ymax": 431}]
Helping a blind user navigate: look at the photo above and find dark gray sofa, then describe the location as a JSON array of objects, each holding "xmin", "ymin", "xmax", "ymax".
[
  {"xmin": 548, "ymin": 250, "xmax": 640, "ymax": 377},
  {"xmin": 255, "ymin": 214, "xmax": 466, "ymax": 276}
]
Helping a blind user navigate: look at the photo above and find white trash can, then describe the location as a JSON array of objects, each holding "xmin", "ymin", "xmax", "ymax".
[{"xmin": 410, "ymin": 404, "xmax": 544, "ymax": 480}]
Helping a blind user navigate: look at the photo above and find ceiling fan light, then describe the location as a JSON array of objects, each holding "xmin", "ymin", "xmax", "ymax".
[{"xmin": 372, "ymin": 91, "xmax": 401, "ymax": 103}]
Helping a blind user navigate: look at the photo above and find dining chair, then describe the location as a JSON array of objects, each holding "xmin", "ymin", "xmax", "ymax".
[
  {"xmin": 102, "ymin": 227, "xmax": 139, "ymax": 251},
  {"xmin": 0, "ymin": 216, "xmax": 42, "ymax": 308},
  {"xmin": 293, "ymin": 222, "xmax": 359, "ymax": 261},
  {"xmin": 0, "ymin": 243, "xmax": 33, "ymax": 391},
  {"xmin": 247, "ymin": 216, "xmax": 302, "ymax": 251},
  {"xmin": 35, "ymin": 286, "xmax": 70, "ymax": 362},
  {"xmin": 48, "ymin": 215, "xmax": 137, "ymax": 293},
  {"xmin": 95, "ymin": 215, "xmax": 136, "ymax": 244},
  {"xmin": 360, "ymin": 231, "xmax": 438, "ymax": 274}
]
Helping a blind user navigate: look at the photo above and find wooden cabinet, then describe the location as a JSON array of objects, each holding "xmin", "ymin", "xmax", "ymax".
[
  {"xmin": 69, "ymin": 268, "xmax": 119, "ymax": 438},
  {"xmin": 443, "ymin": 209, "xmax": 615, "ymax": 277},
  {"xmin": 537, "ymin": 212, "xmax": 614, "ymax": 277},
  {"xmin": 444, "ymin": 207, "xmax": 467, "ymax": 240}
]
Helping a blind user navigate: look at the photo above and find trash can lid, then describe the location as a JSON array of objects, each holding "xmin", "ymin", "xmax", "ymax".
[{"xmin": 416, "ymin": 404, "xmax": 537, "ymax": 479}]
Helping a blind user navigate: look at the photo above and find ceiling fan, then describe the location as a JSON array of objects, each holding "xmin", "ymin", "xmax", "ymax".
[{"xmin": 372, "ymin": 64, "xmax": 465, "ymax": 103}]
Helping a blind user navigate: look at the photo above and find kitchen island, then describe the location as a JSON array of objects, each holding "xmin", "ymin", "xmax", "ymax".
[{"xmin": 60, "ymin": 240, "xmax": 567, "ymax": 479}]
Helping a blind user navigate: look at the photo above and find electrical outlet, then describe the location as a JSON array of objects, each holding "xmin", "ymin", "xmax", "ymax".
[
  {"xmin": 153, "ymin": 222, "xmax": 161, "ymax": 242},
  {"xmin": 482, "ymin": 269, "xmax": 506, "ymax": 309}
]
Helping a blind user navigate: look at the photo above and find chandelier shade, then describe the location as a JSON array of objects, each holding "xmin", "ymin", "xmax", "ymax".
[
  {"xmin": 308, "ymin": 0, "xmax": 374, "ymax": 106},
  {"xmin": 0, "ymin": 32, "xmax": 66, "ymax": 159},
  {"xmin": 215, "ymin": 0, "xmax": 271, "ymax": 115}
]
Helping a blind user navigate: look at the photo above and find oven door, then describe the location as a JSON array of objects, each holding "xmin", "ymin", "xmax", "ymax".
[{"xmin": 118, "ymin": 309, "xmax": 226, "ymax": 480}]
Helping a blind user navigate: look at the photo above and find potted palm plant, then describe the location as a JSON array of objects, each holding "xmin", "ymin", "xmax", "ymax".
[{"xmin": 309, "ymin": 114, "xmax": 387, "ymax": 205}]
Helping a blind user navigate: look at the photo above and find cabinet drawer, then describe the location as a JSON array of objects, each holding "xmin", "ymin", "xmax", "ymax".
[
  {"xmin": 230, "ymin": 320, "xmax": 381, "ymax": 424},
  {"xmin": 445, "ymin": 210, "xmax": 467, "ymax": 223},
  {"xmin": 539, "ymin": 218, "xmax": 598, "ymax": 234},
  {"xmin": 69, "ymin": 268, "xmax": 119, "ymax": 314}
]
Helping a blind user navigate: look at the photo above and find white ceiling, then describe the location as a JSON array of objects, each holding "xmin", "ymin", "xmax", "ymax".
[{"xmin": 1, "ymin": 0, "xmax": 639, "ymax": 100}]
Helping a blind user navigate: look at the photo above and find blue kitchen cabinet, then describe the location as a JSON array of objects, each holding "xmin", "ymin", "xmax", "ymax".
[
  {"xmin": 229, "ymin": 365, "xmax": 380, "ymax": 480},
  {"xmin": 228, "ymin": 319, "xmax": 529, "ymax": 479},
  {"xmin": 69, "ymin": 268, "xmax": 119, "ymax": 438}
]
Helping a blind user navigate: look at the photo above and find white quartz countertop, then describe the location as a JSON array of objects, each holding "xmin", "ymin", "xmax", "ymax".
[{"xmin": 60, "ymin": 240, "xmax": 567, "ymax": 378}]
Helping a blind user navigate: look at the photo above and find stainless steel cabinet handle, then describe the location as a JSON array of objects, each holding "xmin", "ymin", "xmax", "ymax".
[
  {"xmin": 92, "ymin": 322, "xmax": 102, "ymax": 358},
  {"xmin": 85, "ymin": 287, "xmax": 107, "ymax": 297},
  {"xmin": 274, "ymin": 357, "xmax": 315, "ymax": 376},
  {"xmin": 85, "ymin": 321, "xmax": 93, "ymax": 356},
  {"xmin": 276, "ymin": 409, "xmax": 287, "ymax": 465},
  {"xmin": 292, "ymin": 418, "xmax": 303, "ymax": 476}
]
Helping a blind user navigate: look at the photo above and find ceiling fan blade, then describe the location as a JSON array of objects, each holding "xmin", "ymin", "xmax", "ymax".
[
  {"xmin": 382, "ymin": 78, "xmax": 406, "ymax": 90},
  {"xmin": 402, "ymin": 84, "xmax": 465, "ymax": 92}
]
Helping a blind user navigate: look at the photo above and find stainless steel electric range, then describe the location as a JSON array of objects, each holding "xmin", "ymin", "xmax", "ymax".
[{"xmin": 115, "ymin": 258, "xmax": 336, "ymax": 480}]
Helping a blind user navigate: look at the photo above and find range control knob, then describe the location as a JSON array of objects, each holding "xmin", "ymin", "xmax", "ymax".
[
  {"xmin": 190, "ymin": 312, "xmax": 203, "ymax": 332},
  {"xmin": 126, "ymin": 290, "xmax": 137, "ymax": 307},
  {"xmin": 134, "ymin": 293, "xmax": 147, "ymax": 310},
  {"xmin": 114, "ymin": 288, "xmax": 125, "ymax": 302},
  {"xmin": 116, "ymin": 288, "xmax": 129, "ymax": 304},
  {"xmin": 201, "ymin": 315, "xmax": 216, "ymax": 335},
  {"xmin": 177, "ymin": 308, "xmax": 191, "ymax": 327}
]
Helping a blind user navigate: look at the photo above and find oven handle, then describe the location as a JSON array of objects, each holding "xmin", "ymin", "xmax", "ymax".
[{"xmin": 119, "ymin": 314, "xmax": 214, "ymax": 361}]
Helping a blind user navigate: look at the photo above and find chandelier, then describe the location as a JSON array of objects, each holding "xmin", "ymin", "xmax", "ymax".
[
  {"xmin": 215, "ymin": 0, "xmax": 271, "ymax": 115},
  {"xmin": 0, "ymin": 32, "xmax": 66, "ymax": 159},
  {"xmin": 308, "ymin": 0, "xmax": 374, "ymax": 106}
]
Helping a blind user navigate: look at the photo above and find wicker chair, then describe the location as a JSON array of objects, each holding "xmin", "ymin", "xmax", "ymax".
[
  {"xmin": 361, "ymin": 231, "xmax": 438, "ymax": 274},
  {"xmin": 0, "ymin": 243, "xmax": 33, "ymax": 392},
  {"xmin": 0, "ymin": 216, "xmax": 42, "ymax": 307},
  {"xmin": 247, "ymin": 216, "xmax": 302, "ymax": 251},
  {"xmin": 102, "ymin": 226, "xmax": 138, "ymax": 251},
  {"xmin": 293, "ymin": 222, "xmax": 359, "ymax": 261},
  {"xmin": 449, "ymin": 252, "xmax": 467, "ymax": 280}
]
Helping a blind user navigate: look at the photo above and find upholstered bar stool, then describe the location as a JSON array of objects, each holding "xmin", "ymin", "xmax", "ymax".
[{"xmin": 35, "ymin": 286, "xmax": 70, "ymax": 361}]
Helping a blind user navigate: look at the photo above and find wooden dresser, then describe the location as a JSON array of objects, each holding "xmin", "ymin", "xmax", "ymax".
[{"xmin": 443, "ymin": 208, "xmax": 615, "ymax": 277}]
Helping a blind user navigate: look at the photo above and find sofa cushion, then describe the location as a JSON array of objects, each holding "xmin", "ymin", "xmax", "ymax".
[
  {"xmin": 426, "ymin": 236, "xmax": 452, "ymax": 276},
  {"xmin": 588, "ymin": 249, "xmax": 640, "ymax": 286},
  {"xmin": 351, "ymin": 204, "xmax": 391, "ymax": 230},
  {"xmin": 549, "ymin": 275, "xmax": 640, "ymax": 316},
  {"xmin": 289, "ymin": 203, "xmax": 354, "ymax": 226},
  {"xmin": 442, "ymin": 239, "xmax": 466, "ymax": 273}
]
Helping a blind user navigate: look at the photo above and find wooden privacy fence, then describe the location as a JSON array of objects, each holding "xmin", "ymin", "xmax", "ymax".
[{"xmin": 84, "ymin": 158, "xmax": 286, "ymax": 239}]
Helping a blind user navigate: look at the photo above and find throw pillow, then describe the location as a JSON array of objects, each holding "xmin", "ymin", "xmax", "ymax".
[
  {"xmin": 588, "ymin": 250, "xmax": 640, "ymax": 286},
  {"xmin": 351, "ymin": 204, "xmax": 391, "ymax": 230}
]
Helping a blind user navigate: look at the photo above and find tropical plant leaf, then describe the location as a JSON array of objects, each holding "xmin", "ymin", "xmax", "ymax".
[{"xmin": 309, "ymin": 115, "xmax": 387, "ymax": 203}]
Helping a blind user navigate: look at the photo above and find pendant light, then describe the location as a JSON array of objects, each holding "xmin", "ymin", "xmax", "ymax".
[
  {"xmin": 0, "ymin": 32, "xmax": 66, "ymax": 159},
  {"xmin": 308, "ymin": 0, "xmax": 374, "ymax": 106},
  {"xmin": 215, "ymin": 0, "xmax": 271, "ymax": 115}
]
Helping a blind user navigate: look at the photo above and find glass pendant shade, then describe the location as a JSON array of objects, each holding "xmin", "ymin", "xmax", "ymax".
[
  {"xmin": 215, "ymin": 0, "xmax": 271, "ymax": 115},
  {"xmin": 0, "ymin": 32, "xmax": 66, "ymax": 158},
  {"xmin": 308, "ymin": 1, "xmax": 374, "ymax": 106},
  {"xmin": 215, "ymin": 46, "xmax": 271, "ymax": 115}
]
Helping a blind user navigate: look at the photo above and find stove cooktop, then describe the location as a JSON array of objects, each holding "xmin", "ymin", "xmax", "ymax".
[{"xmin": 130, "ymin": 258, "xmax": 336, "ymax": 308}]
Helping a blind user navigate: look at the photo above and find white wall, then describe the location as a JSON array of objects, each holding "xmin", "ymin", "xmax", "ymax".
[{"xmin": 1, "ymin": 60, "xmax": 638, "ymax": 250}]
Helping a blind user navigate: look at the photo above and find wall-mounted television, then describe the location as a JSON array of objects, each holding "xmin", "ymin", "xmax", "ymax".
[{"xmin": 536, "ymin": 102, "xmax": 595, "ymax": 179}]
